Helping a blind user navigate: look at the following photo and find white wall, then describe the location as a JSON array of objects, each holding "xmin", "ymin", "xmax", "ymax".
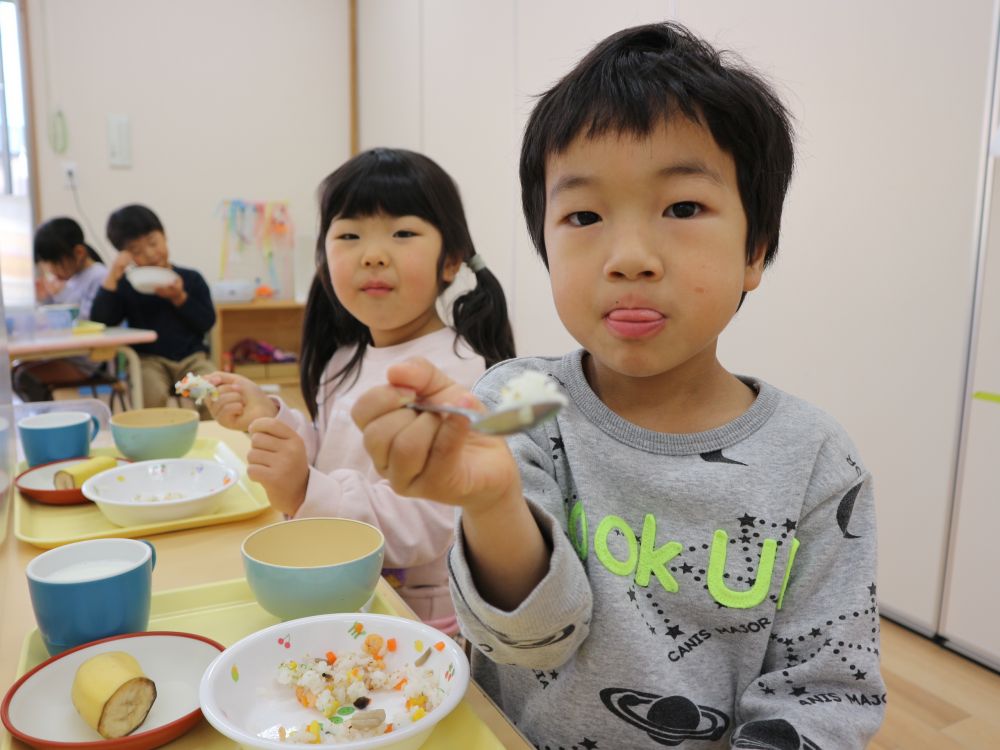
[
  {"xmin": 359, "ymin": 0, "xmax": 997, "ymax": 633},
  {"xmin": 27, "ymin": 0, "xmax": 352, "ymax": 301}
]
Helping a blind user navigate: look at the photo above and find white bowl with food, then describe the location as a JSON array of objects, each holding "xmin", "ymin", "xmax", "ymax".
[
  {"xmin": 125, "ymin": 266, "xmax": 181, "ymax": 295},
  {"xmin": 81, "ymin": 458, "xmax": 237, "ymax": 526},
  {"xmin": 199, "ymin": 613, "xmax": 470, "ymax": 750}
]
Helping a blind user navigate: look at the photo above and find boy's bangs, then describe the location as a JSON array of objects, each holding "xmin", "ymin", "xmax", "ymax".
[
  {"xmin": 548, "ymin": 67, "xmax": 702, "ymax": 156},
  {"xmin": 333, "ymin": 161, "xmax": 436, "ymax": 223}
]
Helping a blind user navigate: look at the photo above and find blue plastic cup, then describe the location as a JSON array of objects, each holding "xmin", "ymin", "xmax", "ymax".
[
  {"xmin": 17, "ymin": 411, "xmax": 99, "ymax": 468},
  {"xmin": 26, "ymin": 538, "xmax": 157, "ymax": 655}
]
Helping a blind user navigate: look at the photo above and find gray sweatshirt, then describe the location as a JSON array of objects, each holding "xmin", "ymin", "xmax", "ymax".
[{"xmin": 449, "ymin": 352, "xmax": 884, "ymax": 749}]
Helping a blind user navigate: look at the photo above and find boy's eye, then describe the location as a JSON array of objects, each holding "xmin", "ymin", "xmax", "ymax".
[
  {"xmin": 665, "ymin": 202, "xmax": 702, "ymax": 219},
  {"xmin": 567, "ymin": 211, "xmax": 601, "ymax": 227},
  {"xmin": 335, "ymin": 233, "xmax": 359, "ymax": 240},
  {"xmin": 393, "ymin": 230, "xmax": 418, "ymax": 238}
]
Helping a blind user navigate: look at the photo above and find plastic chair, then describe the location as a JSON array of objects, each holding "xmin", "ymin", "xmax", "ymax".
[{"xmin": 11, "ymin": 360, "xmax": 130, "ymax": 413}]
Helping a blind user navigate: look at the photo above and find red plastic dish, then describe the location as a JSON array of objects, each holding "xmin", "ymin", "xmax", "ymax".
[
  {"xmin": 15, "ymin": 458, "xmax": 128, "ymax": 506},
  {"xmin": 1, "ymin": 631, "xmax": 224, "ymax": 750}
]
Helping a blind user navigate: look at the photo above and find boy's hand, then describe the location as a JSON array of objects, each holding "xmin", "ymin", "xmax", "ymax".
[
  {"xmin": 351, "ymin": 357, "xmax": 521, "ymax": 515},
  {"xmin": 103, "ymin": 251, "xmax": 134, "ymax": 290},
  {"xmin": 205, "ymin": 371, "xmax": 278, "ymax": 431},
  {"xmin": 246, "ymin": 417, "xmax": 309, "ymax": 515},
  {"xmin": 154, "ymin": 277, "xmax": 188, "ymax": 306}
]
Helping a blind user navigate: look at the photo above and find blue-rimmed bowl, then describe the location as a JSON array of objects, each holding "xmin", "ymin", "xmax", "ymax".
[
  {"xmin": 242, "ymin": 518, "xmax": 385, "ymax": 620},
  {"xmin": 111, "ymin": 407, "xmax": 198, "ymax": 461}
]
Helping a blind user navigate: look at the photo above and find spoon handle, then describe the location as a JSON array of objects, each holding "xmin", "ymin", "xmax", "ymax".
[{"xmin": 405, "ymin": 402, "xmax": 478, "ymax": 419}]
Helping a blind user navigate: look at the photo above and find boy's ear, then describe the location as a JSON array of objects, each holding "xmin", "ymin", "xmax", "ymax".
[{"xmin": 743, "ymin": 242, "xmax": 767, "ymax": 292}]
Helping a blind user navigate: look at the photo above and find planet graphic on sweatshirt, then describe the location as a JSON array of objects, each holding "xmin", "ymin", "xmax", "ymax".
[
  {"xmin": 731, "ymin": 718, "xmax": 822, "ymax": 749},
  {"xmin": 600, "ymin": 689, "xmax": 729, "ymax": 746}
]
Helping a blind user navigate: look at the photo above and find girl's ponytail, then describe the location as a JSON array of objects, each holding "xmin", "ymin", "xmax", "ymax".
[
  {"xmin": 83, "ymin": 243, "xmax": 103, "ymax": 264},
  {"xmin": 450, "ymin": 263, "xmax": 515, "ymax": 368}
]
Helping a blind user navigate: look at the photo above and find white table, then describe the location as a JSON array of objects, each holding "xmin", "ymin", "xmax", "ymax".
[{"xmin": 9, "ymin": 327, "xmax": 157, "ymax": 408}]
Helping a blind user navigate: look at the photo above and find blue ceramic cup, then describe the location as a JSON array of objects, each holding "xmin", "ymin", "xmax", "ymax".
[
  {"xmin": 242, "ymin": 518, "xmax": 384, "ymax": 620},
  {"xmin": 26, "ymin": 538, "xmax": 156, "ymax": 655},
  {"xmin": 17, "ymin": 411, "xmax": 100, "ymax": 468}
]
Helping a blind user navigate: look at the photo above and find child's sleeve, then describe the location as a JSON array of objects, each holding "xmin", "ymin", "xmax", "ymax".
[
  {"xmin": 89, "ymin": 286, "xmax": 125, "ymax": 326},
  {"xmin": 732, "ymin": 453, "xmax": 885, "ymax": 748},
  {"xmin": 173, "ymin": 271, "xmax": 216, "ymax": 334},
  {"xmin": 447, "ymin": 376, "xmax": 593, "ymax": 670}
]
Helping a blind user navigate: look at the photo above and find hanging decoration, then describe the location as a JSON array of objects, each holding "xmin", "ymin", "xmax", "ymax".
[{"xmin": 216, "ymin": 199, "xmax": 295, "ymax": 298}]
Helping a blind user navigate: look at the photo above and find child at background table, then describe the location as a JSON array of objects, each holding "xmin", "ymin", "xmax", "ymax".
[
  {"xmin": 207, "ymin": 148, "xmax": 516, "ymax": 634},
  {"xmin": 351, "ymin": 23, "xmax": 885, "ymax": 749},
  {"xmin": 12, "ymin": 218, "xmax": 109, "ymax": 402},
  {"xmin": 90, "ymin": 204, "xmax": 216, "ymax": 415}
]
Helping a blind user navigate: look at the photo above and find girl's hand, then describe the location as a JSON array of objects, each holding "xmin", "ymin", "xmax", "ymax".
[
  {"xmin": 205, "ymin": 371, "xmax": 278, "ymax": 431},
  {"xmin": 246, "ymin": 417, "xmax": 309, "ymax": 515},
  {"xmin": 351, "ymin": 357, "xmax": 521, "ymax": 515}
]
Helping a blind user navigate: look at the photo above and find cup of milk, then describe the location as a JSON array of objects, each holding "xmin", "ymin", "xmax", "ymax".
[{"xmin": 26, "ymin": 538, "xmax": 156, "ymax": 655}]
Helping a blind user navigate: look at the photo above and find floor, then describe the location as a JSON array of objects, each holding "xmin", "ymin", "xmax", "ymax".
[{"xmin": 873, "ymin": 620, "xmax": 999, "ymax": 748}]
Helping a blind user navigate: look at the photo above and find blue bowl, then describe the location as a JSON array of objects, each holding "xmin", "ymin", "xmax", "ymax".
[
  {"xmin": 242, "ymin": 518, "xmax": 385, "ymax": 620},
  {"xmin": 110, "ymin": 407, "xmax": 198, "ymax": 461}
]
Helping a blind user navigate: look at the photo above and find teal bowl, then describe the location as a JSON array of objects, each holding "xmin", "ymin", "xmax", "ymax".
[
  {"xmin": 241, "ymin": 518, "xmax": 385, "ymax": 620},
  {"xmin": 110, "ymin": 407, "xmax": 198, "ymax": 460}
]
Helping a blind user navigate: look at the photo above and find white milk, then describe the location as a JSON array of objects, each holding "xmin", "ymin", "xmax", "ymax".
[{"xmin": 45, "ymin": 558, "xmax": 136, "ymax": 583}]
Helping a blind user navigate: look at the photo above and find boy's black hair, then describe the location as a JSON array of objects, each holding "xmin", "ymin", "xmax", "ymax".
[
  {"xmin": 34, "ymin": 217, "xmax": 102, "ymax": 264},
  {"xmin": 106, "ymin": 204, "xmax": 165, "ymax": 251},
  {"xmin": 301, "ymin": 148, "xmax": 516, "ymax": 420},
  {"xmin": 520, "ymin": 22, "xmax": 795, "ymax": 269}
]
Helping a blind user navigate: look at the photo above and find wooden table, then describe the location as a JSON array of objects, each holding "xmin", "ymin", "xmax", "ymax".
[
  {"xmin": 9, "ymin": 327, "xmax": 157, "ymax": 408},
  {"xmin": 0, "ymin": 421, "xmax": 530, "ymax": 749}
]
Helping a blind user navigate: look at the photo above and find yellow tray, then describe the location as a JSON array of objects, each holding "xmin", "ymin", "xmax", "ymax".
[
  {"xmin": 2, "ymin": 578, "xmax": 507, "ymax": 750},
  {"xmin": 13, "ymin": 438, "xmax": 270, "ymax": 549}
]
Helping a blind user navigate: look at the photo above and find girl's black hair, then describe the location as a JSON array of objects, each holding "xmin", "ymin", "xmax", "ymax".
[
  {"xmin": 301, "ymin": 148, "xmax": 516, "ymax": 420},
  {"xmin": 33, "ymin": 217, "xmax": 103, "ymax": 265}
]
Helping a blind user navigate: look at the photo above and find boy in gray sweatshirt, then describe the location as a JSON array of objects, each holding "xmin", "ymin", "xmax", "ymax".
[{"xmin": 352, "ymin": 22, "xmax": 884, "ymax": 749}]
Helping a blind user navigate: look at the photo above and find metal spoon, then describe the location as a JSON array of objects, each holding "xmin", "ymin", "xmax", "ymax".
[{"xmin": 406, "ymin": 399, "xmax": 564, "ymax": 435}]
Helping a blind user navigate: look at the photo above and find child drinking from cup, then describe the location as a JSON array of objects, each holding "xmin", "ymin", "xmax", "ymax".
[{"xmin": 207, "ymin": 148, "xmax": 516, "ymax": 634}]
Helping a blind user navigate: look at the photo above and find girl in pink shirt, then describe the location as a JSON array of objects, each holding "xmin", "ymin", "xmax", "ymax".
[{"xmin": 208, "ymin": 149, "xmax": 515, "ymax": 633}]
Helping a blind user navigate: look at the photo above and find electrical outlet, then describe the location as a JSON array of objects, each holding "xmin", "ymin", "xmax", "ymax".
[{"xmin": 62, "ymin": 162, "xmax": 78, "ymax": 189}]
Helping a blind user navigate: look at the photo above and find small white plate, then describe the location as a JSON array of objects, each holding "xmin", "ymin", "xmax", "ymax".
[
  {"xmin": 1, "ymin": 631, "xmax": 223, "ymax": 749},
  {"xmin": 125, "ymin": 267, "xmax": 180, "ymax": 295},
  {"xmin": 82, "ymin": 459, "xmax": 238, "ymax": 527}
]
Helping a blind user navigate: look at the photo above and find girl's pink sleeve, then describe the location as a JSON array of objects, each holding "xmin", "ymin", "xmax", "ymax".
[{"xmin": 292, "ymin": 467, "xmax": 455, "ymax": 571}]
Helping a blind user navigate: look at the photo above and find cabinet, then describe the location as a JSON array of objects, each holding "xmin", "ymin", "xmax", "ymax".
[{"xmin": 210, "ymin": 301, "xmax": 304, "ymax": 385}]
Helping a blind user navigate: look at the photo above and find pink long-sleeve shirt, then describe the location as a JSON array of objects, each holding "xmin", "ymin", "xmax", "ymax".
[{"xmin": 275, "ymin": 327, "xmax": 486, "ymax": 634}]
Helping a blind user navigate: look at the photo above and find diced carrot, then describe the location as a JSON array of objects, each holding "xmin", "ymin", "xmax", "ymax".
[
  {"xmin": 433, "ymin": 641, "xmax": 445, "ymax": 651},
  {"xmin": 393, "ymin": 677, "xmax": 408, "ymax": 691},
  {"xmin": 386, "ymin": 638, "xmax": 397, "ymax": 652},
  {"xmin": 326, "ymin": 651, "xmax": 337, "ymax": 665},
  {"xmin": 384, "ymin": 724, "xmax": 393, "ymax": 733}
]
